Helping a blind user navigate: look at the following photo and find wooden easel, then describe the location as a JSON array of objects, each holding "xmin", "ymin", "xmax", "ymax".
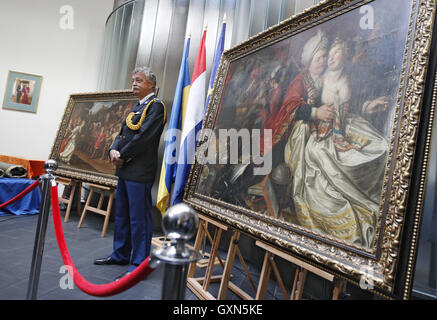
[
  {"xmin": 56, "ymin": 177, "xmax": 82, "ymax": 222},
  {"xmin": 186, "ymin": 215, "xmax": 347, "ymax": 300},
  {"xmin": 186, "ymin": 215, "xmax": 256, "ymax": 300},
  {"xmin": 255, "ymin": 240, "xmax": 347, "ymax": 300},
  {"xmin": 77, "ymin": 182, "xmax": 115, "ymax": 238}
]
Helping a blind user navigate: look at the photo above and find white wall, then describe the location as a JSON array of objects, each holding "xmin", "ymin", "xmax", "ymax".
[{"xmin": 0, "ymin": 0, "xmax": 114, "ymax": 160}]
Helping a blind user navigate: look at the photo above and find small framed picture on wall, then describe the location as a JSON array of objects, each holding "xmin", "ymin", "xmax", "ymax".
[{"xmin": 2, "ymin": 70, "xmax": 43, "ymax": 113}]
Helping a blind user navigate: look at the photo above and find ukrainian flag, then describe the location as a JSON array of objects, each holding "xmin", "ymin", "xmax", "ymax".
[
  {"xmin": 171, "ymin": 29, "xmax": 207, "ymax": 205},
  {"xmin": 156, "ymin": 36, "xmax": 191, "ymax": 215}
]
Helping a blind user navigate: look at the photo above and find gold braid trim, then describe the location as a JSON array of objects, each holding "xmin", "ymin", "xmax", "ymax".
[
  {"xmin": 161, "ymin": 100, "xmax": 166, "ymax": 124},
  {"xmin": 125, "ymin": 99, "xmax": 166, "ymax": 130}
]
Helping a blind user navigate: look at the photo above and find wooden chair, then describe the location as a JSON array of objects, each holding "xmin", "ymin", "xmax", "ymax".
[{"xmin": 77, "ymin": 183, "xmax": 115, "ymax": 237}]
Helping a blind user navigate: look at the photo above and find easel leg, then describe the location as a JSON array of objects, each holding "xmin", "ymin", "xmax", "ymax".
[
  {"xmin": 63, "ymin": 182, "xmax": 76, "ymax": 222},
  {"xmin": 203, "ymin": 228, "xmax": 223, "ymax": 291},
  {"xmin": 188, "ymin": 219, "xmax": 206, "ymax": 278},
  {"xmin": 236, "ymin": 246, "xmax": 257, "ymax": 294},
  {"xmin": 217, "ymin": 230, "xmax": 240, "ymax": 300},
  {"xmin": 332, "ymin": 278, "xmax": 347, "ymax": 300},
  {"xmin": 76, "ymin": 181, "xmax": 82, "ymax": 217},
  {"xmin": 78, "ymin": 187, "xmax": 94, "ymax": 228},
  {"xmin": 101, "ymin": 189, "xmax": 114, "ymax": 238},
  {"xmin": 203, "ymin": 223, "xmax": 226, "ymax": 269},
  {"xmin": 290, "ymin": 267, "xmax": 307, "ymax": 300},
  {"xmin": 269, "ymin": 256, "xmax": 289, "ymax": 299},
  {"xmin": 255, "ymin": 251, "xmax": 273, "ymax": 299},
  {"xmin": 295, "ymin": 269, "xmax": 307, "ymax": 300}
]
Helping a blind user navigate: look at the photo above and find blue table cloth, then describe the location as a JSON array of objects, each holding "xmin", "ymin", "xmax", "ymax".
[{"xmin": 0, "ymin": 178, "xmax": 41, "ymax": 216}]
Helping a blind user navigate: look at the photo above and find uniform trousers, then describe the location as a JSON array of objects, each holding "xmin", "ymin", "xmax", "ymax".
[{"xmin": 110, "ymin": 178, "xmax": 153, "ymax": 272}]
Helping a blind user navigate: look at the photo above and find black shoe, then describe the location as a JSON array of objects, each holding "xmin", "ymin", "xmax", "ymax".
[
  {"xmin": 115, "ymin": 271, "xmax": 131, "ymax": 281},
  {"xmin": 94, "ymin": 256, "xmax": 129, "ymax": 266}
]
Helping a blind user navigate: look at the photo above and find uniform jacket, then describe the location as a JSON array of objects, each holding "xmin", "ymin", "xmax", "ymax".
[{"xmin": 110, "ymin": 95, "xmax": 166, "ymax": 183}]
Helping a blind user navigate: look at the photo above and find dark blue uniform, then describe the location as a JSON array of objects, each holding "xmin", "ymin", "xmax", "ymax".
[{"xmin": 109, "ymin": 95, "xmax": 166, "ymax": 271}]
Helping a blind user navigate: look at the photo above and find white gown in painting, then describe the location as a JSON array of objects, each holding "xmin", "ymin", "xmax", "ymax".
[
  {"xmin": 60, "ymin": 122, "xmax": 84, "ymax": 164},
  {"xmin": 285, "ymin": 66, "xmax": 388, "ymax": 249}
]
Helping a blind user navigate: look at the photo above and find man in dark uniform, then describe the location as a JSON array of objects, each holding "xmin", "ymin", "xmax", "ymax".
[
  {"xmin": 16, "ymin": 82, "xmax": 22, "ymax": 103},
  {"xmin": 94, "ymin": 67, "xmax": 166, "ymax": 280}
]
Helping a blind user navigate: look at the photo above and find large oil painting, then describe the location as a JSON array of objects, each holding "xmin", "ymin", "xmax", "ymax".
[
  {"xmin": 184, "ymin": 0, "xmax": 437, "ymax": 299},
  {"xmin": 50, "ymin": 91, "xmax": 137, "ymax": 187}
]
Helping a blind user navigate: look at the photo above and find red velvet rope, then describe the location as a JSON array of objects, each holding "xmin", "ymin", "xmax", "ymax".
[
  {"xmin": 50, "ymin": 184, "xmax": 157, "ymax": 297},
  {"xmin": 0, "ymin": 179, "xmax": 40, "ymax": 209}
]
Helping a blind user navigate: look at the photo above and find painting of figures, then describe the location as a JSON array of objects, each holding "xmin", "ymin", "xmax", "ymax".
[
  {"xmin": 50, "ymin": 91, "xmax": 137, "ymax": 187},
  {"xmin": 2, "ymin": 71, "xmax": 42, "ymax": 113},
  {"xmin": 184, "ymin": 0, "xmax": 437, "ymax": 299}
]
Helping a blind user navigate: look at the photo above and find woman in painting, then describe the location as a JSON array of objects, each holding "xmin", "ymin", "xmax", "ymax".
[
  {"xmin": 59, "ymin": 120, "xmax": 85, "ymax": 165},
  {"xmin": 258, "ymin": 30, "xmax": 335, "ymax": 215},
  {"xmin": 288, "ymin": 38, "xmax": 389, "ymax": 249},
  {"xmin": 59, "ymin": 121, "xmax": 75, "ymax": 154},
  {"xmin": 21, "ymin": 84, "xmax": 30, "ymax": 105}
]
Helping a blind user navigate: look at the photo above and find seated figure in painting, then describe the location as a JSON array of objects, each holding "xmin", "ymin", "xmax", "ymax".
[
  {"xmin": 224, "ymin": 29, "xmax": 335, "ymax": 216},
  {"xmin": 259, "ymin": 30, "xmax": 335, "ymax": 215},
  {"xmin": 264, "ymin": 29, "xmax": 335, "ymax": 154},
  {"xmin": 286, "ymin": 37, "xmax": 389, "ymax": 249}
]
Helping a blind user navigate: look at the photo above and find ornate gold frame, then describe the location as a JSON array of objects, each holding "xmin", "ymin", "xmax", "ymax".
[
  {"xmin": 49, "ymin": 90, "xmax": 137, "ymax": 187},
  {"xmin": 183, "ymin": 0, "xmax": 437, "ymax": 299}
]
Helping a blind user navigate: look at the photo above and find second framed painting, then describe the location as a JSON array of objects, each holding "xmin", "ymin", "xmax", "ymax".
[
  {"xmin": 183, "ymin": 0, "xmax": 437, "ymax": 299},
  {"xmin": 50, "ymin": 91, "xmax": 137, "ymax": 187},
  {"xmin": 2, "ymin": 71, "xmax": 43, "ymax": 113}
]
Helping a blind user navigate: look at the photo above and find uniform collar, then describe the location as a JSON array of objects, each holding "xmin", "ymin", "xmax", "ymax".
[{"xmin": 139, "ymin": 92, "xmax": 155, "ymax": 105}]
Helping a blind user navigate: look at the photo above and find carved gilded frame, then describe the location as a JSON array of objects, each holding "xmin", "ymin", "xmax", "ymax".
[
  {"xmin": 50, "ymin": 91, "xmax": 137, "ymax": 187},
  {"xmin": 184, "ymin": 0, "xmax": 437, "ymax": 299}
]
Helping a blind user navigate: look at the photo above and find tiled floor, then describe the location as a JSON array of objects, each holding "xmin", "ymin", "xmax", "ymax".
[{"xmin": 0, "ymin": 208, "xmax": 280, "ymax": 300}]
